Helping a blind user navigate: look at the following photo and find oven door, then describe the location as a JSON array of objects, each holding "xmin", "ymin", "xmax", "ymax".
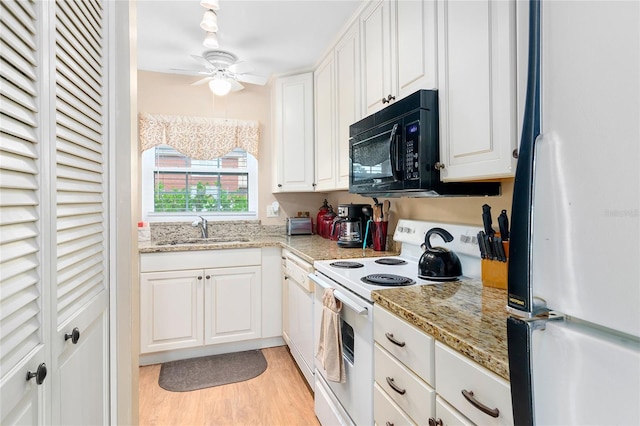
[
  {"xmin": 349, "ymin": 119, "xmax": 403, "ymax": 193},
  {"xmin": 309, "ymin": 272, "xmax": 373, "ymax": 426}
]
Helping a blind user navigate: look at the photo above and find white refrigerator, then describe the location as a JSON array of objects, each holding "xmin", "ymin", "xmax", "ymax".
[{"xmin": 506, "ymin": 1, "xmax": 640, "ymax": 424}]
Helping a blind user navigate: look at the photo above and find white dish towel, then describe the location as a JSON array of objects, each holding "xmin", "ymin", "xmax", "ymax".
[{"xmin": 316, "ymin": 287, "xmax": 346, "ymax": 383}]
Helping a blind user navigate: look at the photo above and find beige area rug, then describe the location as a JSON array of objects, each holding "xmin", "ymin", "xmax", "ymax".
[{"xmin": 158, "ymin": 349, "xmax": 267, "ymax": 392}]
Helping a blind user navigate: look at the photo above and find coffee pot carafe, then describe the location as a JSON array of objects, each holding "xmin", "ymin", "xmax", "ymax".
[{"xmin": 334, "ymin": 203, "xmax": 371, "ymax": 248}]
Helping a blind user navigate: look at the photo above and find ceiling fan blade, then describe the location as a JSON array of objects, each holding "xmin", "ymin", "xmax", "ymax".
[
  {"xmin": 171, "ymin": 68, "xmax": 211, "ymax": 76},
  {"xmin": 191, "ymin": 76, "xmax": 214, "ymax": 86},
  {"xmin": 229, "ymin": 79, "xmax": 245, "ymax": 92},
  {"xmin": 236, "ymin": 74, "xmax": 268, "ymax": 86},
  {"xmin": 190, "ymin": 54, "xmax": 214, "ymax": 69},
  {"xmin": 228, "ymin": 61, "xmax": 254, "ymax": 75}
]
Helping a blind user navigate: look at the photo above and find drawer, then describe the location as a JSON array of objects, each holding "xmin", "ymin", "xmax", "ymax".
[
  {"xmin": 435, "ymin": 342, "xmax": 513, "ymax": 425},
  {"xmin": 374, "ymin": 383, "xmax": 416, "ymax": 426},
  {"xmin": 374, "ymin": 305, "xmax": 435, "ymax": 385},
  {"xmin": 375, "ymin": 343, "xmax": 435, "ymax": 423},
  {"xmin": 435, "ymin": 395, "xmax": 474, "ymax": 426}
]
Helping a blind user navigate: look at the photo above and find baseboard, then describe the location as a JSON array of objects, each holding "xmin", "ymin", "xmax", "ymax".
[{"xmin": 139, "ymin": 337, "xmax": 285, "ymax": 366}]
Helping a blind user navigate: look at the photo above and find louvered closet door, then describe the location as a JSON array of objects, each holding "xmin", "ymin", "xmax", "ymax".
[
  {"xmin": 0, "ymin": 0, "xmax": 45, "ymax": 424},
  {"xmin": 50, "ymin": 0, "xmax": 109, "ymax": 424}
]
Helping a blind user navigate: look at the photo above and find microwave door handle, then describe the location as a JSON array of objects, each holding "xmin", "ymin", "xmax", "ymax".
[{"xmin": 389, "ymin": 123, "xmax": 400, "ymax": 181}]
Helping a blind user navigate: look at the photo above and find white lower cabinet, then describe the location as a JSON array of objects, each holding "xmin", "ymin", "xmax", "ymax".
[
  {"xmin": 374, "ymin": 306, "xmax": 513, "ymax": 426},
  {"xmin": 140, "ymin": 270, "xmax": 204, "ymax": 352},
  {"xmin": 204, "ymin": 266, "xmax": 261, "ymax": 345},
  {"xmin": 140, "ymin": 248, "xmax": 275, "ymax": 356},
  {"xmin": 373, "ymin": 305, "xmax": 435, "ymax": 425}
]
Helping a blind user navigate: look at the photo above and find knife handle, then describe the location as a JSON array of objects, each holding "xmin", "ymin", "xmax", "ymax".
[{"xmin": 498, "ymin": 210, "xmax": 509, "ymax": 241}]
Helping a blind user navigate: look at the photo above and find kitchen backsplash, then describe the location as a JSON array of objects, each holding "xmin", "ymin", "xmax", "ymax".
[{"xmin": 150, "ymin": 220, "xmax": 286, "ymax": 242}]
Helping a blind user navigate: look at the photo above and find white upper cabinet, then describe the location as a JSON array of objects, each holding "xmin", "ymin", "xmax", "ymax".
[
  {"xmin": 361, "ymin": 0, "xmax": 394, "ymax": 115},
  {"xmin": 361, "ymin": 0, "xmax": 438, "ymax": 116},
  {"xmin": 314, "ymin": 54, "xmax": 336, "ymax": 192},
  {"xmin": 313, "ymin": 20, "xmax": 361, "ymax": 192},
  {"xmin": 272, "ymin": 73, "xmax": 315, "ymax": 192},
  {"xmin": 437, "ymin": 0, "xmax": 518, "ymax": 181},
  {"xmin": 335, "ymin": 22, "xmax": 361, "ymax": 189},
  {"xmin": 395, "ymin": 0, "xmax": 438, "ymax": 99}
]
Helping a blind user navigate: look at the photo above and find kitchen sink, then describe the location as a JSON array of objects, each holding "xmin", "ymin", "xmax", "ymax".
[{"xmin": 155, "ymin": 237, "xmax": 252, "ymax": 246}]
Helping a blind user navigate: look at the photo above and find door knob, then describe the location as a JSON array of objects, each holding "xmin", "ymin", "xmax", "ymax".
[
  {"xmin": 64, "ymin": 327, "xmax": 81, "ymax": 344},
  {"xmin": 26, "ymin": 363, "xmax": 47, "ymax": 385}
]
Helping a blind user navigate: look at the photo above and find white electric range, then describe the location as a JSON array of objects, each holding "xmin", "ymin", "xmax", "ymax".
[{"xmin": 310, "ymin": 219, "xmax": 484, "ymax": 426}]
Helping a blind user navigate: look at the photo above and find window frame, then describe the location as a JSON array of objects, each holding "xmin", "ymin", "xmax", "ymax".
[{"xmin": 141, "ymin": 146, "xmax": 258, "ymax": 222}]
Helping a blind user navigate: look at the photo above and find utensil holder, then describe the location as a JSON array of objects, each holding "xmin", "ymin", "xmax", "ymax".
[
  {"xmin": 371, "ymin": 221, "xmax": 388, "ymax": 251},
  {"xmin": 481, "ymin": 240, "xmax": 509, "ymax": 289}
]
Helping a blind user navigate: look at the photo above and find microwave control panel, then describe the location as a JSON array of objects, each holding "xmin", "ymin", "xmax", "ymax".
[{"xmin": 405, "ymin": 122, "xmax": 420, "ymax": 179}]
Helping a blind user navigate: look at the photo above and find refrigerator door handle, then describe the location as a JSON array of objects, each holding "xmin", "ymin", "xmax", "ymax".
[
  {"xmin": 507, "ymin": 0, "xmax": 541, "ymax": 316},
  {"xmin": 507, "ymin": 314, "xmax": 564, "ymax": 426}
]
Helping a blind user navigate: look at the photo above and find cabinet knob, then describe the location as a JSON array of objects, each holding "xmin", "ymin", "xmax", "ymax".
[
  {"xmin": 205, "ymin": 275, "xmax": 211, "ymax": 279},
  {"xmin": 382, "ymin": 94, "xmax": 396, "ymax": 104},
  {"xmin": 64, "ymin": 327, "xmax": 81, "ymax": 344},
  {"xmin": 26, "ymin": 363, "xmax": 47, "ymax": 385},
  {"xmin": 434, "ymin": 162, "xmax": 446, "ymax": 170},
  {"xmin": 277, "ymin": 184, "xmax": 283, "ymax": 188},
  {"xmin": 428, "ymin": 417, "xmax": 443, "ymax": 426},
  {"xmin": 512, "ymin": 148, "xmax": 519, "ymax": 159},
  {"xmin": 197, "ymin": 276, "xmax": 203, "ymax": 280}
]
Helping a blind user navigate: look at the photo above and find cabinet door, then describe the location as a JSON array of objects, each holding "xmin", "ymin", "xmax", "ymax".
[
  {"xmin": 395, "ymin": 0, "xmax": 437, "ymax": 98},
  {"xmin": 361, "ymin": 0, "xmax": 394, "ymax": 115},
  {"xmin": 314, "ymin": 54, "xmax": 336, "ymax": 191},
  {"xmin": 140, "ymin": 270, "xmax": 204, "ymax": 353},
  {"xmin": 335, "ymin": 22, "xmax": 361, "ymax": 189},
  {"xmin": 204, "ymin": 266, "xmax": 262, "ymax": 345},
  {"xmin": 272, "ymin": 73, "xmax": 315, "ymax": 192},
  {"xmin": 437, "ymin": 0, "xmax": 517, "ymax": 181}
]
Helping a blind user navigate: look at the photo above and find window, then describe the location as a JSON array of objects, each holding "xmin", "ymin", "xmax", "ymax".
[{"xmin": 141, "ymin": 145, "xmax": 258, "ymax": 221}]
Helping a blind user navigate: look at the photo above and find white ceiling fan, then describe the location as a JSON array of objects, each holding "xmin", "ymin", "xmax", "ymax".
[{"xmin": 187, "ymin": 49, "xmax": 268, "ymax": 96}]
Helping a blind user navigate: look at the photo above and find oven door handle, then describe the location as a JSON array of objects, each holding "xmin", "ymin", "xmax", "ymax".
[{"xmin": 309, "ymin": 273, "xmax": 368, "ymax": 315}]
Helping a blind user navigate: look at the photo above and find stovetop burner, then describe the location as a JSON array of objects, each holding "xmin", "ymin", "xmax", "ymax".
[
  {"xmin": 361, "ymin": 274, "xmax": 415, "ymax": 286},
  {"xmin": 374, "ymin": 258, "xmax": 408, "ymax": 265},
  {"xmin": 330, "ymin": 261, "xmax": 365, "ymax": 269}
]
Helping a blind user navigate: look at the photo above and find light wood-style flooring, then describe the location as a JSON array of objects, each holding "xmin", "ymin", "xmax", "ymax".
[{"xmin": 139, "ymin": 346, "xmax": 319, "ymax": 426}]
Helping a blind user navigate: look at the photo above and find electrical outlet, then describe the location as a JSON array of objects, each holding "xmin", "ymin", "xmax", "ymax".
[{"xmin": 266, "ymin": 205, "xmax": 278, "ymax": 217}]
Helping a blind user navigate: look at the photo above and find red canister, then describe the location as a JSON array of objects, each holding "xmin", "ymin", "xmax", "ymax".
[{"xmin": 316, "ymin": 199, "xmax": 329, "ymax": 236}]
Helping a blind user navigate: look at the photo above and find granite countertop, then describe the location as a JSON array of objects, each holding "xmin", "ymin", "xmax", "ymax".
[
  {"xmin": 372, "ymin": 281, "xmax": 510, "ymax": 381},
  {"xmin": 139, "ymin": 234, "xmax": 399, "ymax": 264}
]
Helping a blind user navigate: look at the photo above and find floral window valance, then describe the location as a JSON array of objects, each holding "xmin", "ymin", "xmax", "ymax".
[{"xmin": 138, "ymin": 113, "xmax": 260, "ymax": 160}]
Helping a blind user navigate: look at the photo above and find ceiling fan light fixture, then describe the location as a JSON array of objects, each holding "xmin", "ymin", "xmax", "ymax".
[
  {"xmin": 200, "ymin": 0, "xmax": 219, "ymax": 10},
  {"xmin": 209, "ymin": 78, "xmax": 232, "ymax": 96},
  {"xmin": 200, "ymin": 9, "xmax": 218, "ymax": 32},
  {"xmin": 203, "ymin": 32, "xmax": 219, "ymax": 49}
]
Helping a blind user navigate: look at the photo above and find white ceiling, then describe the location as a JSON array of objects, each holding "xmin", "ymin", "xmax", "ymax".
[{"xmin": 136, "ymin": 0, "xmax": 363, "ymax": 82}]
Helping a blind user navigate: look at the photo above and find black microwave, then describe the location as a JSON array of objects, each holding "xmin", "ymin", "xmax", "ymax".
[{"xmin": 349, "ymin": 90, "xmax": 500, "ymax": 197}]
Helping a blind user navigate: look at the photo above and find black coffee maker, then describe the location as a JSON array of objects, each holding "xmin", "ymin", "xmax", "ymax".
[{"xmin": 333, "ymin": 203, "xmax": 372, "ymax": 248}]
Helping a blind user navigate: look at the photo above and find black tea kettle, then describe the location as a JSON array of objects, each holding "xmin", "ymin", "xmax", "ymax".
[{"xmin": 418, "ymin": 228, "xmax": 463, "ymax": 281}]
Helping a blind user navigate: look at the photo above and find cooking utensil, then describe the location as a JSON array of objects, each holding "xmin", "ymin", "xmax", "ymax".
[
  {"xmin": 383, "ymin": 200, "xmax": 391, "ymax": 220},
  {"xmin": 418, "ymin": 227, "xmax": 463, "ymax": 281},
  {"xmin": 498, "ymin": 209, "xmax": 509, "ymax": 241}
]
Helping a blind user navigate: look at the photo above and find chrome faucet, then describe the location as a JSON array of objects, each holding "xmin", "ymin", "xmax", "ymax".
[{"xmin": 192, "ymin": 216, "xmax": 208, "ymax": 238}]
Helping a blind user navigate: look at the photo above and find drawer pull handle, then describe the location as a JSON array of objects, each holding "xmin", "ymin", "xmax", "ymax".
[
  {"xmin": 428, "ymin": 418, "xmax": 443, "ymax": 426},
  {"xmin": 385, "ymin": 332, "xmax": 406, "ymax": 347},
  {"xmin": 386, "ymin": 422, "xmax": 394, "ymax": 426},
  {"xmin": 462, "ymin": 389, "xmax": 499, "ymax": 418},
  {"xmin": 386, "ymin": 377, "xmax": 406, "ymax": 395}
]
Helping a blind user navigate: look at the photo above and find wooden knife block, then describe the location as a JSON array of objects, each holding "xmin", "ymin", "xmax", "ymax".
[{"xmin": 481, "ymin": 240, "xmax": 509, "ymax": 290}]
